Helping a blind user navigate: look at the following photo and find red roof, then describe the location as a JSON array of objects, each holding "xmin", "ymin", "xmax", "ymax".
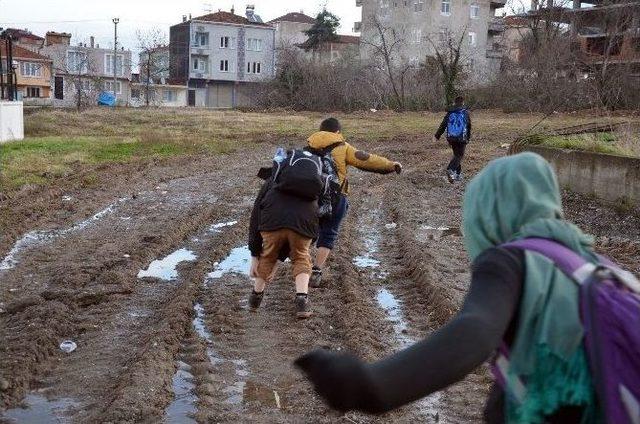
[
  {"xmin": 0, "ymin": 40, "xmax": 51, "ymax": 61},
  {"xmin": 269, "ymin": 12, "xmax": 316, "ymax": 25},
  {"xmin": 192, "ymin": 11, "xmax": 269, "ymax": 27},
  {"xmin": 1, "ymin": 28, "xmax": 44, "ymax": 42}
]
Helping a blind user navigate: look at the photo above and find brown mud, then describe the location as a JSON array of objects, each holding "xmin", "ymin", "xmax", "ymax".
[{"xmin": 1, "ymin": 133, "xmax": 639, "ymax": 423}]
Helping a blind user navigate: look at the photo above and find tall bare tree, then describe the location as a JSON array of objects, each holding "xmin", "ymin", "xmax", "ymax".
[
  {"xmin": 137, "ymin": 28, "xmax": 169, "ymax": 106},
  {"xmin": 425, "ymin": 28, "xmax": 469, "ymax": 107}
]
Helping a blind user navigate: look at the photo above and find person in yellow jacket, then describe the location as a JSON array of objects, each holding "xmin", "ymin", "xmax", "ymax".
[{"xmin": 307, "ymin": 118, "xmax": 402, "ymax": 287}]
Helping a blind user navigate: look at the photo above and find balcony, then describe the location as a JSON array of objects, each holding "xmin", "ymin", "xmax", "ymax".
[
  {"xmin": 488, "ymin": 19, "xmax": 505, "ymax": 34},
  {"xmin": 490, "ymin": 0, "xmax": 507, "ymax": 8}
]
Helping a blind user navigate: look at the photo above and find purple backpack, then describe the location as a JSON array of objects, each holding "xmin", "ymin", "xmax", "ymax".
[{"xmin": 492, "ymin": 238, "xmax": 640, "ymax": 424}]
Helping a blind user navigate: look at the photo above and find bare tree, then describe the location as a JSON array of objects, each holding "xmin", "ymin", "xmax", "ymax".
[
  {"xmin": 137, "ymin": 28, "xmax": 169, "ymax": 106},
  {"xmin": 425, "ymin": 28, "xmax": 469, "ymax": 107},
  {"xmin": 50, "ymin": 47, "xmax": 101, "ymax": 111},
  {"xmin": 361, "ymin": 16, "xmax": 415, "ymax": 110}
]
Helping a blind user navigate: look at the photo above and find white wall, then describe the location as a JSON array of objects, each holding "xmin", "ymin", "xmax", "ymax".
[{"xmin": 0, "ymin": 101, "xmax": 25, "ymax": 143}]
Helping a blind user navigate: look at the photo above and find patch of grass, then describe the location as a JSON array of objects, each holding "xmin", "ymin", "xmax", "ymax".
[{"xmin": 525, "ymin": 132, "xmax": 638, "ymax": 157}]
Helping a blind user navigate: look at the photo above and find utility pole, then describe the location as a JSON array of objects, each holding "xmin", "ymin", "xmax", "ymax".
[{"xmin": 112, "ymin": 17, "xmax": 119, "ymax": 104}]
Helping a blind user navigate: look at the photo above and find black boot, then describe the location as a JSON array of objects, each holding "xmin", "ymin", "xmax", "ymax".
[
  {"xmin": 249, "ymin": 290, "xmax": 264, "ymax": 310},
  {"xmin": 295, "ymin": 294, "xmax": 312, "ymax": 319}
]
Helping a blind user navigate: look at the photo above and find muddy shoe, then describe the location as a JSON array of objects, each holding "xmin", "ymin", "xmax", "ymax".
[
  {"xmin": 249, "ymin": 290, "xmax": 264, "ymax": 310},
  {"xmin": 446, "ymin": 170, "xmax": 456, "ymax": 184},
  {"xmin": 295, "ymin": 294, "xmax": 312, "ymax": 319},
  {"xmin": 309, "ymin": 267, "xmax": 323, "ymax": 288}
]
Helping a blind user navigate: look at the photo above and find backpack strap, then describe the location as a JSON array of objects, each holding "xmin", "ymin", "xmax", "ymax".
[{"xmin": 306, "ymin": 141, "xmax": 345, "ymax": 157}]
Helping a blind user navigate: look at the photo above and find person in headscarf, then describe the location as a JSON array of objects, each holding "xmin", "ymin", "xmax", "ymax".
[{"xmin": 295, "ymin": 152, "xmax": 601, "ymax": 423}]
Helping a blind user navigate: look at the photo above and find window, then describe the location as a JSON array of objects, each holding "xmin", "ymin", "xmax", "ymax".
[
  {"xmin": 67, "ymin": 51, "xmax": 87, "ymax": 74},
  {"xmin": 247, "ymin": 38, "xmax": 263, "ymax": 52},
  {"xmin": 104, "ymin": 80, "xmax": 122, "ymax": 94},
  {"xmin": 220, "ymin": 60, "xmax": 229, "ymax": 72},
  {"xmin": 193, "ymin": 32, "xmax": 209, "ymax": 47},
  {"xmin": 246, "ymin": 61, "xmax": 261, "ymax": 74},
  {"xmin": 470, "ymin": 3, "xmax": 480, "ymax": 19},
  {"xmin": 441, "ymin": 0, "xmax": 451, "ymax": 15},
  {"xmin": 26, "ymin": 87, "xmax": 41, "ymax": 97},
  {"xmin": 220, "ymin": 36, "xmax": 236, "ymax": 49},
  {"xmin": 192, "ymin": 56, "xmax": 208, "ymax": 73},
  {"xmin": 469, "ymin": 32, "xmax": 477, "ymax": 46},
  {"xmin": 131, "ymin": 88, "xmax": 141, "ymax": 99},
  {"xmin": 163, "ymin": 90, "xmax": 177, "ymax": 102},
  {"xmin": 414, "ymin": 29, "xmax": 422, "ymax": 44},
  {"xmin": 105, "ymin": 54, "xmax": 124, "ymax": 76},
  {"xmin": 21, "ymin": 62, "xmax": 42, "ymax": 77},
  {"xmin": 414, "ymin": 0, "xmax": 424, "ymax": 12}
]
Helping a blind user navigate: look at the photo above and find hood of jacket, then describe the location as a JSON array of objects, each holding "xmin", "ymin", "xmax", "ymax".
[{"xmin": 307, "ymin": 131, "xmax": 345, "ymax": 149}]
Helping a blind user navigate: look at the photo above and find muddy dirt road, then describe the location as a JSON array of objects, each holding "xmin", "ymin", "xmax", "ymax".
[{"xmin": 2, "ymin": 129, "xmax": 639, "ymax": 423}]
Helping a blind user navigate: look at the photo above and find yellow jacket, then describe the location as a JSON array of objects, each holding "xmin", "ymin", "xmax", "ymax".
[{"xmin": 307, "ymin": 131, "xmax": 396, "ymax": 194}]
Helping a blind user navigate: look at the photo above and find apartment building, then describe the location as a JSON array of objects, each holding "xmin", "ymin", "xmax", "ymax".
[
  {"xmin": 40, "ymin": 32, "xmax": 132, "ymax": 106},
  {"xmin": 169, "ymin": 7, "xmax": 275, "ymax": 108},
  {"xmin": 269, "ymin": 12, "xmax": 316, "ymax": 49},
  {"xmin": 356, "ymin": 0, "xmax": 507, "ymax": 80},
  {"xmin": 0, "ymin": 39, "xmax": 53, "ymax": 105},
  {"xmin": 0, "ymin": 28, "xmax": 45, "ymax": 53}
]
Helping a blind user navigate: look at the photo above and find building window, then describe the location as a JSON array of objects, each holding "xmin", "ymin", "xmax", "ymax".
[
  {"xmin": 220, "ymin": 60, "xmax": 229, "ymax": 72},
  {"xmin": 469, "ymin": 32, "xmax": 477, "ymax": 46},
  {"xmin": 414, "ymin": 0, "xmax": 424, "ymax": 12},
  {"xmin": 246, "ymin": 62, "xmax": 261, "ymax": 74},
  {"xmin": 247, "ymin": 38, "xmax": 263, "ymax": 52},
  {"xmin": 193, "ymin": 32, "xmax": 209, "ymax": 47},
  {"xmin": 26, "ymin": 87, "xmax": 41, "ymax": 97},
  {"xmin": 104, "ymin": 80, "xmax": 122, "ymax": 94},
  {"xmin": 105, "ymin": 54, "xmax": 124, "ymax": 76},
  {"xmin": 21, "ymin": 62, "xmax": 42, "ymax": 77},
  {"xmin": 414, "ymin": 29, "xmax": 422, "ymax": 44},
  {"xmin": 192, "ymin": 56, "xmax": 208, "ymax": 73},
  {"xmin": 470, "ymin": 3, "xmax": 480, "ymax": 19},
  {"xmin": 67, "ymin": 51, "xmax": 87, "ymax": 74},
  {"xmin": 163, "ymin": 90, "xmax": 176, "ymax": 102},
  {"xmin": 220, "ymin": 36, "xmax": 236, "ymax": 49},
  {"xmin": 441, "ymin": 0, "xmax": 451, "ymax": 15},
  {"xmin": 131, "ymin": 88, "xmax": 141, "ymax": 99}
]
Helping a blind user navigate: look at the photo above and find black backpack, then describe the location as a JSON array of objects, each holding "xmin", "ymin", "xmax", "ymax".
[
  {"xmin": 273, "ymin": 149, "xmax": 324, "ymax": 201},
  {"xmin": 305, "ymin": 142, "xmax": 344, "ymax": 219}
]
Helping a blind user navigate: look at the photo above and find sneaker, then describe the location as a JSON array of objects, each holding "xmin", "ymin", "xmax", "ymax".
[
  {"xmin": 309, "ymin": 267, "xmax": 323, "ymax": 288},
  {"xmin": 249, "ymin": 290, "xmax": 264, "ymax": 310},
  {"xmin": 295, "ymin": 294, "xmax": 312, "ymax": 319},
  {"xmin": 455, "ymin": 172, "xmax": 464, "ymax": 182},
  {"xmin": 446, "ymin": 170, "xmax": 456, "ymax": 183}
]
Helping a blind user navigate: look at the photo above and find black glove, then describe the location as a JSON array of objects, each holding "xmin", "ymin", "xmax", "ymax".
[{"xmin": 294, "ymin": 349, "xmax": 387, "ymax": 414}]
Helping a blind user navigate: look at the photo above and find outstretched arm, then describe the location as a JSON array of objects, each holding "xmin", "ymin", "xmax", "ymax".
[
  {"xmin": 434, "ymin": 113, "xmax": 450, "ymax": 140},
  {"xmin": 296, "ymin": 247, "xmax": 523, "ymax": 414},
  {"xmin": 344, "ymin": 143, "xmax": 398, "ymax": 174}
]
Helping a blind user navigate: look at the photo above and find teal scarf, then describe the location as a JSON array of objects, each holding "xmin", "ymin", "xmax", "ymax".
[{"xmin": 463, "ymin": 152, "xmax": 600, "ymax": 423}]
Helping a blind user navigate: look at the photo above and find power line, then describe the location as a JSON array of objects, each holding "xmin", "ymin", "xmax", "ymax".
[{"xmin": 0, "ymin": 19, "xmax": 108, "ymax": 25}]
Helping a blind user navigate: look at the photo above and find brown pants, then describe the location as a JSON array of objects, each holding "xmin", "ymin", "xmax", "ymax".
[{"xmin": 256, "ymin": 229, "xmax": 313, "ymax": 281}]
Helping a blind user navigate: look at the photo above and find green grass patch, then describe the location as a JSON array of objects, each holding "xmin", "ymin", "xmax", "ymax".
[{"xmin": 524, "ymin": 132, "xmax": 637, "ymax": 157}]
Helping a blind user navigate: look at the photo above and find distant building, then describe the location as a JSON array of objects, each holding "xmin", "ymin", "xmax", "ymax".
[
  {"xmin": 356, "ymin": 0, "xmax": 507, "ymax": 80},
  {"xmin": 139, "ymin": 45, "xmax": 170, "ymax": 82},
  {"xmin": 130, "ymin": 73, "xmax": 187, "ymax": 107},
  {"xmin": 268, "ymin": 12, "xmax": 316, "ymax": 49},
  {"xmin": 499, "ymin": 16, "xmax": 532, "ymax": 64},
  {"xmin": 0, "ymin": 28, "xmax": 45, "ymax": 53},
  {"xmin": 169, "ymin": 6, "xmax": 276, "ymax": 108},
  {"xmin": 0, "ymin": 39, "xmax": 53, "ymax": 105},
  {"xmin": 298, "ymin": 35, "xmax": 361, "ymax": 63},
  {"xmin": 40, "ymin": 32, "xmax": 133, "ymax": 106}
]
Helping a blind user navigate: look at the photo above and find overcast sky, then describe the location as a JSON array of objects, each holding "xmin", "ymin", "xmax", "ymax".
[{"xmin": 0, "ymin": 0, "xmax": 361, "ymax": 61}]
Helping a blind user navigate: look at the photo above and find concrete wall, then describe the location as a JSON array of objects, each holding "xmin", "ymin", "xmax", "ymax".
[
  {"xmin": 519, "ymin": 145, "xmax": 640, "ymax": 206},
  {"xmin": 0, "ymin": 101, "xmax": 24, "ymax": 143}
]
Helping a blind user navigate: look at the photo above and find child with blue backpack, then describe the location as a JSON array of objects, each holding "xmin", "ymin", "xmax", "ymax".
[
  {"xmin": 434, "ymin": 95, "xmax": 472, "ymax": 183},
  {"xmin": 295, "ymin": 152, "xmax": 640, "ymax": 423}
]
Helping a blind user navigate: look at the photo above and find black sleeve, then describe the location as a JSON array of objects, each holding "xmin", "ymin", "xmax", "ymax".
[
  {"xmin": 467, "ymin": 111, "xmax": 472, "ymax": 141},
  {"xmin": 248, "ymin": 180, "xmax": 271, "ymax": 257},
  {"xmin": 435, "ymin": 113, "xmax": 449, "ymax": 140},
  {"xmin": 295, "ymin": 247, "xmax": 524, "ymax": 414}
]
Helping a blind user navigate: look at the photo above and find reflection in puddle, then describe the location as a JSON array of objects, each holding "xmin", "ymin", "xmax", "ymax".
[
  {"xmin": 1, "ymin": 393, "xmax": 78, "ymax": 423},
  {"xmin": 418, "ymin": 225, "xmax": 462, "ymax": 241},
  {"xmin": 164, "ymin": 361, "xmax": 197, "ymax": 424},
  {"xmin": 376, "ymin": 288, "xmax": 411, "ymax": 347},
  {"xmin": 206, "ymin": 246, "xmax": 251, "ymax": 280},
  {"xmin": 0, "ymin": 199, "xmax": 126, "ymax": 271},
  {"xmin": 137, "ymin": 248, "xmax": 197, "ymax": 281}
]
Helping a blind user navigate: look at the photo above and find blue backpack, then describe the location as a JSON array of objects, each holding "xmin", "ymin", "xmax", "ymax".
[{"xmin": 447, "ymin": 109, "xmax": 468, "ymax": 139}]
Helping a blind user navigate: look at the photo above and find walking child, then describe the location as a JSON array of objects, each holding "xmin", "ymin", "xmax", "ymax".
[
  {"xmin": 434, "ymin": 95, "xmax": 472, "ymax": 183},
  {"xmin": 248, "ymin": 148, "xmax": 326, "ymax": 319},
  {"xmin": 306, "ymin": 118, "xmax": 403, "ymax": 287}
]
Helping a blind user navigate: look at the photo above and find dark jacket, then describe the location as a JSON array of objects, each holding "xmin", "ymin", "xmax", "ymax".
[
  {"xmin": 435, "ymin": 107, "xmax": 472, "ymax": 142},
  {"xmin": 248, "ymin": 171, "xmax": 320, "ymax": 258}
]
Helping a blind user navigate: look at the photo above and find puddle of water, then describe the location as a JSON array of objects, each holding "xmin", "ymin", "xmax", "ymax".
[
  {"xmin": 0, "ymin": 199, "xmax": 126, "ymax": 272},
  {"xmin": 209, "ymin": 221, "xmax": 238, "ymax": 233},
  {"xmin": 164, "ymin": 361, "xmax": 197, "ymax": 424},
  {"xmin": 353, "ymin": 256, "xmax": 381, "ymax": 268},
  {"xmin": 1, "ymin": 393, "xmax": 78, "ymax": 423},
  {"xmin": 376, "ymin": 288, "xmax": 411, "ymax": 347},
  {"xmin": 137, "ymin": 248, "xmax": 197, "ymax": 281},
  {"xmin": 353, "ymin": 231, "xmax": 382, "ymax": 269},
  {"xmin": 418, "ymin": 225, "xmax": 462, "ymax": 241},
  {"xmin": 206, "ymin": 246, "xmax": 251, "ymax": 280}
]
